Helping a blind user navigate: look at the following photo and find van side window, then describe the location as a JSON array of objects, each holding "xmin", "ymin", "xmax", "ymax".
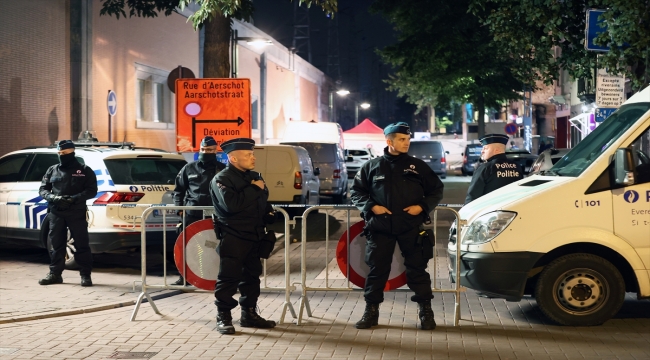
[
  {"xmin": 24, "ymin": 154, "xmax": 59, "ymax": 182},
  {"xmin": 0, "ymin": 154, "xmax": 31, "ymax": 182},
  {"xmin": 631, "ymin": 126, "xmax": 650, "ymax": 185}
]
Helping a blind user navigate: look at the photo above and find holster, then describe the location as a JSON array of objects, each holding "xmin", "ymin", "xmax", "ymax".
[
  {"xmin": 211, "ymin": 214, "xmax": 223, "ymax": 240},
  {"xmin": 418, "ymin": 228, "xmax": 435, "ymax": 260},
  {"xmin": 259, "ymin": 230, "xmax": 276, "ymax": 259}
]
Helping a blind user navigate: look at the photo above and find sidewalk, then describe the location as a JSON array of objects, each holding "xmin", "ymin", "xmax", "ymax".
[{"xmin": 1, "ymin": 218, "xmax": 649, "ymax": 359}]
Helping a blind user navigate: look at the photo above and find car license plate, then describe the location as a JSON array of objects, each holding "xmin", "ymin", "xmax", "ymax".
[
  {"xmin": 423, "ymin": 159, "xmax": 431, "ymax": 162},
  {"xmin": 153, "ymin": 209, "xmax": 177, "ymax": 217}
]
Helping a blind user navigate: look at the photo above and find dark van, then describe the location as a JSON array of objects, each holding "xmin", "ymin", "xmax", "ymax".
[
  {"xmin": 408, "ymin": 141, "xmax": 448, "ymax": 178},
  {"xmin": 461, "ymin": 143, "xmax": 482, "ymax": 176}
]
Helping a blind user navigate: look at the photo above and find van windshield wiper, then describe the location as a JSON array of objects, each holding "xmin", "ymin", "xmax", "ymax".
[{"xmin": 540, "ymin": 169, "xmax": 561, "ymax": 176}]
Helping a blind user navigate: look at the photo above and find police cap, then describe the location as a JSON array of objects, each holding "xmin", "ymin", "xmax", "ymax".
[
  {"xmin": 221, "ymin": 138, "xmax": 255, "ymax": 154},
  {"xmin": 479, "ymin": 133, "xmax": 509, "ymax": 146},
  {"xmin": 383, "ymin": 122, "xmax": 411, "ymax": 136},
  {"xmin": 201, "ymin": 136, "xmax": 218, "ymax": 147},
  {"xmin": 56, "ymin": 140, "xmax": 75, "ymax": 151}
]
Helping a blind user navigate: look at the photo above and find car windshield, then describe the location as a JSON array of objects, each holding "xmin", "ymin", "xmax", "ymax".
[
  {"xmin": 104, "ymin": 158, "xmax": 186, "ymax": 185},
  {"xmin": 551, "ymin": 103, "xmax": 650, "ymax": 177},
  {"xmin": 284, "ymin": 143, "xmax": 336, "ymax": 163}
]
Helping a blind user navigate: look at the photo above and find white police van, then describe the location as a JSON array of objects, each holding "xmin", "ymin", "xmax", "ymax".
[
  {"xmin": 0, "ymin": 137, "xmax": 186, "ymax": 266},
  {"xmin": 449, "ymin": 86, "xmax": 650, "ymax": 326}
]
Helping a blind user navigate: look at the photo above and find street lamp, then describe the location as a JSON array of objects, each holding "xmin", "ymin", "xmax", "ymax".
[
  {"xmin": 328, "ymin": 88, "xmax": 350, "ymax": 123},
  {"xmin": 355, "ymin": 102, "xmax": 371, "ymax": 126},
  {"xmin": 231, "ymin": 29, "xmax": 272, "ymax": 78}
]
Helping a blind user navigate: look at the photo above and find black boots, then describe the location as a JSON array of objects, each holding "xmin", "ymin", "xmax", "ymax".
[
  {"xmin": 355, "ymin": 303, "xmax": 380, "ymax": 329},
  {"xmin": 38, "ymin": 273, "xmax": 63, "ymax": 285},
  {"xmin": 81, "ymin": 275, "xmax": 93, "ymax": 287},
  {"xmin": 240, "ymin": 307, "xmax": 277, "ymax": 328},
  {"xmin": 217, "ymin": 310, "xmax": 235, "ymax": 335},
  {"xmin": 418, "ymin": 302, "xmax": 436, "ymax": 330}
]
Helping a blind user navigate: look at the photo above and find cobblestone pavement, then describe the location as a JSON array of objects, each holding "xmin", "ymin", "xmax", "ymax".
[{"xmin": 1, "ymin": 208, "xmax": 649, "ymax": 359}]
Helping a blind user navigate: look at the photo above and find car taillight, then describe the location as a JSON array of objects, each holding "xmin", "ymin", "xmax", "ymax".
[
  {"xmin": 93, "ymin": 192, "xmax": 144, "ymax": 204},
  {"xmin": 333, "ymin": 169, "xmax": 341, "ymax": 179},
  {"xmin": 441, "ymin": 157, "xmax": 446, "ymax": 165},
  {"xmin": 294, "ymin": 171, "xmax": 302, "ymax": 189},
  {"xmin": 463, "ymin": 155, "xmax": 467, "ymax": 164}
]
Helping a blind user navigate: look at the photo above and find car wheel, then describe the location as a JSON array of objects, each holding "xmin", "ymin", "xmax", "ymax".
[
  {"xmin": 333, "ymin": 185, "xmax": 348, "ymax": 204},
  {"xmin": 535, "ymin": 253, "xmax": 625, "ymax": 326},
  {"xmin": 461, "ymin": 168, "xmax": 467, "ymax": 176},
  {"xmin": 41, "ymin": 216, "xmax": 80, "ymax": 271}
]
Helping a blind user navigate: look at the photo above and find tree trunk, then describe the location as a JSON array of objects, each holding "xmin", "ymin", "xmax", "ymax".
[
  {"xmin": 203, "ymin": 15, "xmax": 231, "ymax": 78},
  {"xmin": 477, "ymin": 93, "xmax": 485, "ymax": 138}
]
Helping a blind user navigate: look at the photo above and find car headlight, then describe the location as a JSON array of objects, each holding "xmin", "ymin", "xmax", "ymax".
[{"xmin": 461, "ymin": 211, "xmax": 517, "ymax": 245}]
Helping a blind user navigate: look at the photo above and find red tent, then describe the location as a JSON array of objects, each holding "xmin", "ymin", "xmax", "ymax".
[{"xmin": 344, "ymin": 119, "xmax": 383, "ymax": 134}]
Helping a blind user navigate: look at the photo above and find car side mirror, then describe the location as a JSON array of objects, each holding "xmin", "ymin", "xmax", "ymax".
[
  {"xmin": 461, "ymin": 152, "xmax": 464, "ymax": 156},
  {"xmin": 314, "ymin": 167, "xmax": 320, "ymax": 176},
  {"xmin": 614, "ymin": 148, "xmax": 636, "ymax": 186},
  {"xmin": 346, "ymin": 156, "xmax": 354, "ymax": 162},
  {"xmin": 445, "ymin": 151, "xmax": 450, "ymax": 154}
]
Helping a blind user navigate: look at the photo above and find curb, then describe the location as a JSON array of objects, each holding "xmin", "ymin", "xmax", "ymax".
[{"xmin": 0, "ymin": 289, "xmax": 183, "ymax": 325}]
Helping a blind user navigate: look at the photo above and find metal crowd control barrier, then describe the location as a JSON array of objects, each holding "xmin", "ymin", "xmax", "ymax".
[
  {"xmin": 296, "ymin": 204, "xmax": 466, "ymax": 326},
  {"xmin": 129, "ymin": 205, "xmax": 296, "ymax": 323}
]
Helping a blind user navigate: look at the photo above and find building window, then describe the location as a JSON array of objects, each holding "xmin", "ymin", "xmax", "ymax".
[
  {"xmin": 251, "ymin": 96, "xmax": 259, "ymax": 130},
  {"xmin": 135, "ymin": 63, "xmax": 175, "ymax": 130}
]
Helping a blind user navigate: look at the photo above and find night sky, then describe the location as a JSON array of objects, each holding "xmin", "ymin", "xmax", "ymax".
[{"xmin": 252, "ymin": 0, "xmax": 416, "ymax": 129}]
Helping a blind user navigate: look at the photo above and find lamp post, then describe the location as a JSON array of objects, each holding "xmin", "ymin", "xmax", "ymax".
[
  {"xmin": 355, "ymin": 102, "xmax": 371, "ymax": 126},
  {"xmin": 231, "ymin": 29, "xmax": 272, "ymax": 78},
  {"xmin": 328, "ymin": 89, "xmax": 350, "ymax": 122}
]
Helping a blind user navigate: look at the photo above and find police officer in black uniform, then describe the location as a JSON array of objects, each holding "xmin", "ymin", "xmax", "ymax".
[
  {"xmin": 465, "ymin": 134, "xmax": 523, "ymax": 204},
  {"xmin": 38, "ymin": 140, "xmax": 98, "ymax": 286},
  {"xmin": 172, "ymin": 136, "xmax": 226, "ymax": 285},
  {"xmin": 209, "ymin": 138, "xmax": 276, "ymax": 335},
  {"xmin": 350, "ymin": 122, "xmax": 444, "ymax": 330}
]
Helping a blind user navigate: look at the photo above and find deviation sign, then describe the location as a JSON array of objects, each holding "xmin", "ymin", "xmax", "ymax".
[{"xmin": 176, "ymin": 78, "xmax": 251, "ymax": 152}]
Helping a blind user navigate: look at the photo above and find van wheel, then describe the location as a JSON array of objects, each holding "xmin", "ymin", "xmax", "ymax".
[
  {"xmin": 535, "ymin": 253, "xmax": 625, "ymax": 326},
  {"xmin": 333, "ymin": 187, "xmax": 348, "ymax": 204},
  {"xmin": 41, "ymin": 217, "xmax": 80, "ymax": 271}
]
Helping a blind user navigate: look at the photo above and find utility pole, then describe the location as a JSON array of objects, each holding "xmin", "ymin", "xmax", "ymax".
[{"xmin": 326, "ymin": 15, "xmax": 341, "ymax": 81}]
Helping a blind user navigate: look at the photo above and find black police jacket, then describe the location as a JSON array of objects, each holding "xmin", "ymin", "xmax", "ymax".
[
  {"xmin": 350, "ymin": 147, "xmax": 444, "ymax": 235},
  {"xmin": 173, "ymin": 160, "xmax": 226, "ymax": 216},
  {"xmin": 38, "ymin": 159, "xmax": 98, "ymax": 214},
  {"xmin": 209, "ymin": 164, "xmax": 268, "ymax": 241},
  {"xmin": 465, "ymin": 153, "xmax": 523, "ymax": 204}
]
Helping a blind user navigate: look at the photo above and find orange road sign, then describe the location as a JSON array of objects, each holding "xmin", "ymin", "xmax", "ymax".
[{"xmin": 175, "ymin": 78, "xmax": 251, "ymax": 152}]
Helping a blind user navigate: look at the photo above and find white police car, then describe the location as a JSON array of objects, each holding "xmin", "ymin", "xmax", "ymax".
[{"xmin": 0, "ymin": 137, "xmax": 186, "ymax": 266}]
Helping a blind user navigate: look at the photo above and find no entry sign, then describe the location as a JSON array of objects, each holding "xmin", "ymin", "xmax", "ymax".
[
  {"xmin": 336, "ymin": 221, "xmax": 407, "ymax": 291},
  {"xmin": 173, "ymin": 219, "xmax": 220, "ymax": 290},
  {"xmin": 175, "ymin": 78, "xmax": 252, "ymax": 152}
]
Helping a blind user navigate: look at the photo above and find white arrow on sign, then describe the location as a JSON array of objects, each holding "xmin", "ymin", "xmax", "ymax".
[{"xmin": 107, "ymin": 90, "xmax": 117, "ymax": 116}]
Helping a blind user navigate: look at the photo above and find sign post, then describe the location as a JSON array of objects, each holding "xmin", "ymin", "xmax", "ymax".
[
  {"xmin": 175, "ymin": 79, "xmax": 252, "ymax": 152},
  {"xmin": 107, "ymin": 90, "xmax": 117, "ymax": 142}
]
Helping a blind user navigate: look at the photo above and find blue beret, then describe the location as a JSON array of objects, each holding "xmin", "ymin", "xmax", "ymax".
[
  {"xmin": 201, "ymin": 136, "xmax": 218, "ymax": 147},
  {"xmin": 221, "ymin": 138, "xmax": 255, "ymax": 154},
  {"xmin": 479, "ymin": 133, "xmax": 509, "ymax": 145},
  {"xmin": 56, "ymin": 140, "xmax": 75, "ymax": 151},
  {"xmin": 384, "ymin": 122, "xmax": 411, "ymax": 136}
]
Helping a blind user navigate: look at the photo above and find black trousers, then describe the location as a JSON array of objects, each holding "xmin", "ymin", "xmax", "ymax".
[
  {"xmin": 364, "ymin": 228, "xmax": 433, "ymax": 304},
  {"xmin": 214, "ymin": 233, "xmax": 262, "ymax": 311},
  {"xmin": 48, "ymin": 211, "xmax": 92, "ymax": 276}
]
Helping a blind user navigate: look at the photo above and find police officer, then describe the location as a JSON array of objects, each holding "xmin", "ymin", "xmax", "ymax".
[
  {"xmin": 38, "ymin": 140, "xmax": 97, "ymax": 286},
  {"xmin": 172, "ymin": 136, "xmax": 226, "ymax": 285},
  {"xmin": 209, "ymin": 138, "xmax": 276, "ymax": 335},
  {"xmin": 350, "ymin": 122, "xmax": 444, "ymax": 330},
  {"xmin": 465, "ymin": 134, "xmax": 523, "ymax": 204}
]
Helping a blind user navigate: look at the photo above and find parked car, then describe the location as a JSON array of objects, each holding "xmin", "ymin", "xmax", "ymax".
[
  {"xmin": 409, "ymin": 141, "xmax": 448, "ymax": 179},
  {"xmin": 281, "ymin": 142, "xmax": 349, "ymax": 204},
  {"xmin": 252, "ymin": 145, "xmax": 320, "ymax": 207},
  {"xmin": 345, "ymin": 148, "xmax": 377, "ymax": 176},
  {"xmin": 0, "ymin": 137, "xmax": 186, "ymax": 267},
  {"xmin": 528, "ymin": 148, "xmax": 571, "ymax": 176},
  {"xmin": 461, "ymin": 144, "xmax": 482, "ymax": 176}
]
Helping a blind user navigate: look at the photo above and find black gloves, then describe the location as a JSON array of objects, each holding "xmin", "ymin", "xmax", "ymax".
[
  {"xmin": 47, "ymin": 194, "xmax": 75, "ymax": 210},
  {"xmin": 263, "ymin": 204, "xmax": 276, "ymax": 224}
]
